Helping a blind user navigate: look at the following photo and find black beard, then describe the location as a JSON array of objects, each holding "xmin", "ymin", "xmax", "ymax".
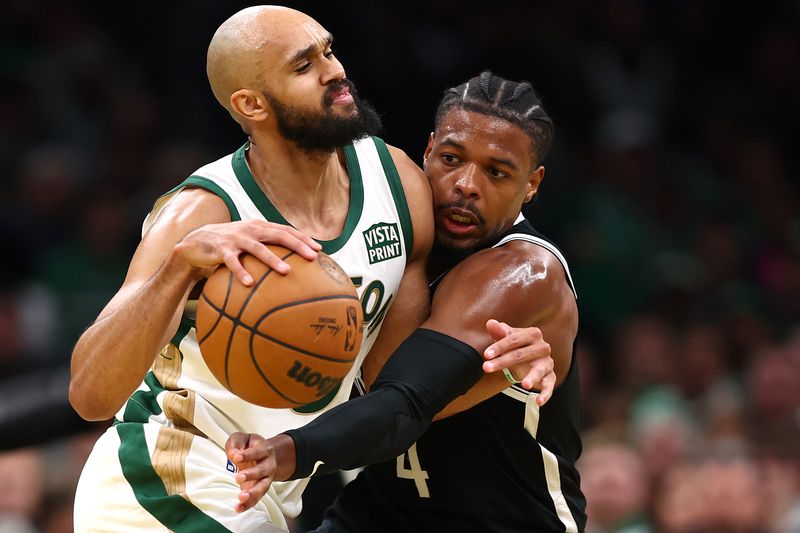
[{"xmin": 264, "ymin": 80, "xmax": 383, "ymax": 154}]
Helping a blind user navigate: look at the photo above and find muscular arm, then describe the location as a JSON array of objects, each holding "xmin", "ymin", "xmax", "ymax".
[
  {"xmin": 69, "ymin": 188, "xmax": 320, "ymax": 421},
  {"xmin": 430, "ymin": 242, "xmax": 577, "ymax": 418},
  {"xmin": 233, "ymin": 242, "xmax": 576, "ymax": 488}
]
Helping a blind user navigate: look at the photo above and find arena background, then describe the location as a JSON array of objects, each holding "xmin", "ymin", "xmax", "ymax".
[{"xmin": 1, "ymin": 1, "xmax": 799, "ymax": 531}]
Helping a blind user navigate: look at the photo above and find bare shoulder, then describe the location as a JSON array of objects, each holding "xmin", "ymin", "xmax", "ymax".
[
  {"xmin": 129, "ymin": 186, "xmax": 232, "ymax": 281},
  {"xmin": 144, "ymin": 186, "xmax": 231, "ymax": 240},
  {"xmin": 451, "ymin": 240, "xmax": 567, "ymax": 289},
  {"xmin": 434, "ymin": 240, "xmax": 575, "ymax": 323},
  {"xmin": 493, "ymin": 240, "xmax": 571, "ymax": 296}
]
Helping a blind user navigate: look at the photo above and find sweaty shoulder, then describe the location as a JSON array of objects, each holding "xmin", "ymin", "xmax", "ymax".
[
  {"xmin": 462, "ymin": 241, "xmax": 572, "ymax": 312},
  {"xmin": 440, "ymin": 241, "xmax": 570, "ymax": 312},
  {"xmin": 385, "ymin": 144, "xmax": 433, "ymax": 261},
  {"xmin": 429, "ymin": 240, "xmax": 577, "ymax": 384},
  {"xmin": 485, "ymin": 240, "xmax": 571, "ymax": 299}
]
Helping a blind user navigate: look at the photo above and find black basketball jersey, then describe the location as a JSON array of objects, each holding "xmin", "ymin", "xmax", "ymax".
[{"xmin": 315, "ymin": 216, "xmax": 586, "ymax": 533}]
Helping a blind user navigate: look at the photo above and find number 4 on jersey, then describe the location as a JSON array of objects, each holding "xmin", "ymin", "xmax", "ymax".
[{"xmin": 396, "ymin": 443, "xmax": 430, "ymax": 498}]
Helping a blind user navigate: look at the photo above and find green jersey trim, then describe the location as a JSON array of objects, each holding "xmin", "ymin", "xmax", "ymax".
[
  {"xmin": 231, "ymin": 143, "xmax": 364, "ymax": 254},
  {"xmin": 169, "ymin": 315, "xmax": 195, "ymax": 361},
  {"xmin": 116, "ymin": 423, "xmax": 229, "ymax": 532},
  {"xmin": 164, "ymin": 176, "xmax": 242, "ymax": 222},
  {"xmin": 372, "ymin": 137, "xmax": 413, "ymax": 262},
  {"xmin": 123, "ymin": 371, "xmax": 165, "ymax": 423}
]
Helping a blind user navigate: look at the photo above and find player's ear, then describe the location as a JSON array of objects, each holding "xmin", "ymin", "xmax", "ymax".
[
  {"xmin": 230, "ymin": 89, "xmax": 270, "ymax": 122},
  {"xmin": 422, "ymin": 132, "xmax": 434, "ymax": 170},
  {"xmin": 523, "ymin": 166, "xmax": 544, "ymax": 204}
]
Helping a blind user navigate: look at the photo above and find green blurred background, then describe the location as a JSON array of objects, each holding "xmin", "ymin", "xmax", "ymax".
[{"xmin": 1, "ymin": 1, "xmax": 798, "ymax": 531}]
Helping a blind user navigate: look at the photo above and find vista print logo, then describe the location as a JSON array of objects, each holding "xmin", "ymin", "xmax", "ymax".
[{"xmin": 362, "ymin": 222, "xmax": 402, "ymax": 264}]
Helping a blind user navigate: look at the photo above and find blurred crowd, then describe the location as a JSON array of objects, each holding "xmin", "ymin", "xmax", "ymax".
[{"xmin": 1, "ymin": 1, "xmax": 798, "ymax": 531}]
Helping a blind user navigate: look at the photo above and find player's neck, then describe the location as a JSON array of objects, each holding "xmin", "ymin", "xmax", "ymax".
[
  {"xmin": 426, "ymin": 245, "xmax": 472, "ymax": 283},
  {"xmin": 246, "ymin": 137, "xmax": 351, "ymax": 240},
  {"xmin": 247, "ymin": 134, "xmax": 339, "ymax": 190}
]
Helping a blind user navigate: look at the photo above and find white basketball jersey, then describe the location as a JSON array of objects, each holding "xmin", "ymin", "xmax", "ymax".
[{"xmin": 117, "ymin": 137, "xmax": 412, "ymax": 520}]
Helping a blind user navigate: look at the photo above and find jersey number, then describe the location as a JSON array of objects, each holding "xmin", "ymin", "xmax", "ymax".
[
  {"xmin": 352, "ymin": 279, "xmax": 393, "ymax": 337},
  {"xmin": 396, "ymin": 443, "xmax": 430, "ymax": 498}
]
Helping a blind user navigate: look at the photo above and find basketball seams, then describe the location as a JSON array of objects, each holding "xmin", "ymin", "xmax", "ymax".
[
  {"xmin": 254, "ymin": 324, "xmax": 356, "ymax": 362},
  {"xmin": 206, "ymin": 293, "xmax": 358, "ymax": 405},
  {"xmin": 255, "ymin": 294, "xmax": 360, "ymax": 326},
  {"xmin": 251, "ymin": 294, "xmax": 361, "ymax": 363},
  {"xmin": 222, "ymin": 270, "xmax": 237, "ymax": 388},
  {"xmin": 196, "ymin": 270, "xmax": 234, "ymax": 346},
  {"xmin": 225, "ymin": 250, "xmax": 294, "ymax": 397},
  {"xmin": 197, "ymin": 292, "xmax": 221, "ymax": 345},
  {"xmin": 234, "ymin": 250, "xmax": 296, "ymax": 322},
  {"xmin": 196, "ymin": 247, "xmax": 364, "ymax": 408},
  {"xmin": 204, "ymin": 295, "xmax": 359, "ymax": 405}
]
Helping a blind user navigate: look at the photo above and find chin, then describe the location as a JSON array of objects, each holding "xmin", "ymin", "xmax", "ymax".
[
  {"xmin": 332, "ymin": 103, "xmax": 358, "ymax": 117},
  {"xmin": 436, "ymin": 233, "xmax": 476, "ymax": 253}
]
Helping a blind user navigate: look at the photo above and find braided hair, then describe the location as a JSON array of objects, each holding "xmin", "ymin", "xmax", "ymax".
[{"xmin": 435, "ymin": 71, "xmax": 554, "ymax": 165}]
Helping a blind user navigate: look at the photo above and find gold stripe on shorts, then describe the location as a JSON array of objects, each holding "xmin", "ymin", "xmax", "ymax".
[
  {"xmin": 153, "ymin": 426, "xmax": 193, "ymax": 497},
  {"xmin": 153, "ymin": 343, "xmax": 183, "ymax": 390},
  {"xmin": 162, "ymin": 390, "xmax": 206, "ymax": 438}
]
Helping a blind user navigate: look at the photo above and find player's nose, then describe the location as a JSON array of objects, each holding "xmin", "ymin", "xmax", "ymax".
[
  {"xmin": 320, "ymin": 55, "xmax": 345, "ymax": 84},
  {"xmin": 452, "ymin": 164, "xmax": 480, "ymax": 199}
]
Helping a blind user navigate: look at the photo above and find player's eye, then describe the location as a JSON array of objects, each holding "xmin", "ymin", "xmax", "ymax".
[
  {"xmin": 324, "ymin": 49, "xmax": 335, "ymax": 58},
  {"xmin": 295, "ymin": 62, "xmax": 312, "ymax": 73},
  {"xmin": 488, "ymin": 167, "xmax": 508, "ymax": 179},
  {"xmin": 441, "ymin": 153, "xmax": 460, "ymax": 165}
]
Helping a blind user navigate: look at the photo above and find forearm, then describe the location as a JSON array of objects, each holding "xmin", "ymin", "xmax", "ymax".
[
  {"xmin": 285, "ymin": 385, "xmax": 431, "ymax": 478},
  {"xmin": 282, "ymin": 329, "xmax": 483, "ymax": 479},
  {"xmin": 69, "ymin": 249, "xmax": 197, "ymax": 420}
]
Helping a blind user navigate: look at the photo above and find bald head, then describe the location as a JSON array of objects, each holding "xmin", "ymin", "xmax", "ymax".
[{"xmin": 206, "ymin": 5, "xmax": 319, "ymax": 114}]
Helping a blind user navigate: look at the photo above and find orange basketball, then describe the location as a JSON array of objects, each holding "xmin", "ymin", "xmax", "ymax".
[{"xmin": 195, "ymin": 246, "xmax": 363, "ymax": 409}]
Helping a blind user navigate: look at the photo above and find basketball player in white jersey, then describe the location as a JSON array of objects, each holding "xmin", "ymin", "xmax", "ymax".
[{"xmin": 68, "ymin": 6, "xmax": 555, "ymax": 532}]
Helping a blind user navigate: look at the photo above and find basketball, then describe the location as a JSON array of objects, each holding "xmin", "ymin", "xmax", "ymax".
[{"xmin": 195, "ymin": 246, "xmax": 364, "ymax": 409}]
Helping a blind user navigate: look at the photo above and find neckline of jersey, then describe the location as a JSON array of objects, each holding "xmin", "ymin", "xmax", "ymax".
[{"xmin": 231, "ymin": 141, "xmax": 365, "ymax": 255}]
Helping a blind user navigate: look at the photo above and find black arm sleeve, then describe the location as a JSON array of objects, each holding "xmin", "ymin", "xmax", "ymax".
[{"xmin": 284, "ymin": 328, "xmax": 483, "ymax": 479}]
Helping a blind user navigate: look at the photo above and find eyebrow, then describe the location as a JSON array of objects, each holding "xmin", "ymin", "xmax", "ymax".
[
  {"xmin": 439, "ymin": 139, "xmax": 520, "ymax": 171},
  {"xmin": 288, "ymin": 33, "xmax": 334, "ymax": 65},
  {"xmin": 488, "ymin": 155, "xmax": 519, "ymax": 171}
]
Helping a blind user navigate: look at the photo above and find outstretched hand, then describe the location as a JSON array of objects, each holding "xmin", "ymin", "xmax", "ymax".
[{"xmin": 481, "ymin": 319, "xmax": 556, "ymax": 406}]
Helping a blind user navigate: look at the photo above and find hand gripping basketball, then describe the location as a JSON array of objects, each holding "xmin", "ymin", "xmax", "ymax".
[{"xmin": 196, "ymin": 245, "xmax": 364, "ymax": 408}]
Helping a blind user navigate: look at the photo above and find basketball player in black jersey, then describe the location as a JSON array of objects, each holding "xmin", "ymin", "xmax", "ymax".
[{"xmin": 227, "ymin": 71, "xmax": 587, "ymax": 532}]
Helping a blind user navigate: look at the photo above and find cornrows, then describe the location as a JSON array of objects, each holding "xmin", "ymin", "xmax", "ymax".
[{"xmin": 435, "ymin": 71, "xmax": 554, "ymax": 164}]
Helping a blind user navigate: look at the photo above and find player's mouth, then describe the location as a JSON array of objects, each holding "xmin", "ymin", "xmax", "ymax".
[
  {"xmin": 323, "ymin": 80, "xmax": 357, "ymax": 113},
  {"xmin": 330, "ymin": 86, "xmax": 353, "ymax": 105},
  {"xmin": 440, "ymin": 207, "xmax": 480, "ymax": 236}
]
